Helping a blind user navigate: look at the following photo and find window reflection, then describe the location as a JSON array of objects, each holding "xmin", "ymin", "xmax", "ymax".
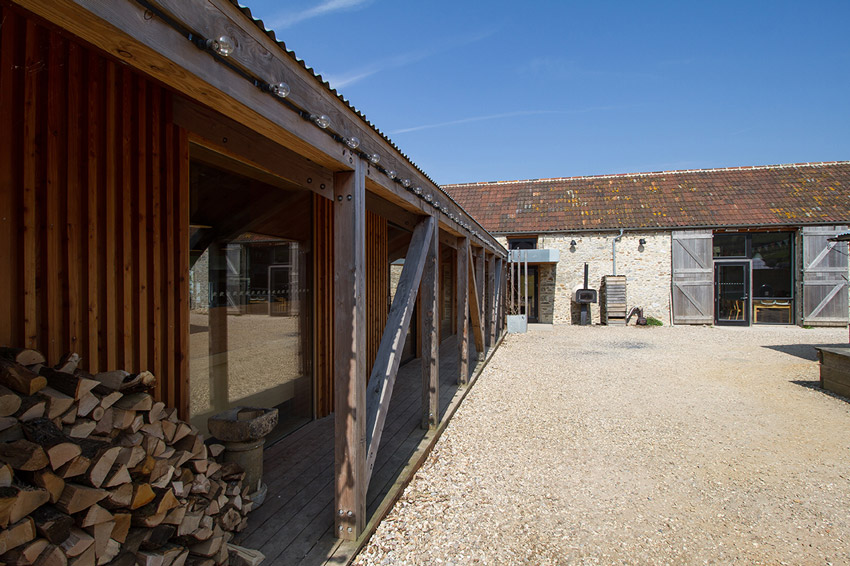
[{"xmin": 188, "ymin": 161, "xmax": 312, "ymax": 441}]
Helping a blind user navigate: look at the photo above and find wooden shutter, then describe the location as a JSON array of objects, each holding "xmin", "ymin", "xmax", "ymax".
[
  {"xmin": 802, "ymin": 226, "xmax": 849, "ymax": 326},
  {"xmin": 671, "ymin": 230, "xmax": 714, "ymax": 324}
]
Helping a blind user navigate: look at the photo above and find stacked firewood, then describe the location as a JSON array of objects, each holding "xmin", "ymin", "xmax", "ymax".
[{"xmin": 0, "ymin": 348, "xmax": 254, "ymax": 566}]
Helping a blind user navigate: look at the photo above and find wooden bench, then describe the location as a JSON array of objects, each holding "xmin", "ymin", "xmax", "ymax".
[{"xmin": 815, "ymin": 347, "xmax": 850, "ymax": 399}]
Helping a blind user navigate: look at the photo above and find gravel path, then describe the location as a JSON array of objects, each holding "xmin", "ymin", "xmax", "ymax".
[{"xmin": 353, "ymin": 325, "xmax": 850, "ymax": 565}]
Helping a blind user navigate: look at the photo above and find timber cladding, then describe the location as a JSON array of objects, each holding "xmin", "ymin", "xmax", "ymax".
[
  {"xmin": 313, "ymin": 196, "xmax": 389, "ymax": 418},
  {"xmin": 0, "ymin": 4, "xmax": 190, "ymax": 414}
]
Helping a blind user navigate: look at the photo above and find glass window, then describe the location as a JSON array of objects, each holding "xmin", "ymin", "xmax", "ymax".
[
  {"xmin": 713, "ymin": 233, "xmax": 747, "ymax": 257},
  {"xmin": 508, "ymin": 237, "xmax": 537, "ymax": 250},
  {"xmin": 188, "ymin": 161, "xmax": 312, "ymax": 441},
  {"xmin": 751, "ymin": 232, "xmax": 793, "ymax": 298}
]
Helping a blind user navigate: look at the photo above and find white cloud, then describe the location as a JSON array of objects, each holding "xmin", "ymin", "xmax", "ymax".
[
  {"xmin": 390, "ymin": 106, "xmax": 631, "ymax": 135},
  {"xmin": 323, "ymin": 27, "xmax": 499, "ymax": 89},
  {"xmin": 268, "ymin": 0, "xmax": 373, "ymax": 29}
]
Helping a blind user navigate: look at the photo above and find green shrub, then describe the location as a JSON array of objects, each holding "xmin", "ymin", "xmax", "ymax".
[{"xmin": 646, "ymin": 316, "xmax": 663, "ymax": 326}]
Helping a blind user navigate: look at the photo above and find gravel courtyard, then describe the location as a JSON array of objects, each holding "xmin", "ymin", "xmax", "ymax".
[{"xmin": 353, "ymin": 325, "xmax": 850, "ymax": 565}]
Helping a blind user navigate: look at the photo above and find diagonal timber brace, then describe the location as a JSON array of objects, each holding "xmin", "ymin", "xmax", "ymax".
[
  {"xmin": 468, "ymin": 253, "xmax": 485, "ymax": 357},
  {"xmin": 364, "ymin": 216, "xmax": 435, "ymax": 487}
]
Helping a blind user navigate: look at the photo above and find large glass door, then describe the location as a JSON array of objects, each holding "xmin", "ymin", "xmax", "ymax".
[{"xmin": 715, "ymin": 261, "xmax": 750, "ymax": 325}]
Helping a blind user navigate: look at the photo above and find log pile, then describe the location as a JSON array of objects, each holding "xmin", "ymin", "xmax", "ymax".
[{"xmin": 0, "ymin": 348, "xmax": 254, "ymax": 566}]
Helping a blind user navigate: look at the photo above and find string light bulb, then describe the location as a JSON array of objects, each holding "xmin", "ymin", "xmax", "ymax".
[
  {"xmin": 206, "ymin": 36, "xmax": 234, "ymax": 56},
  {"xmin": 344, "ymin": 136, "xmax": 360, "ymax": 149},
  {"xmin": 413, "ymin": 186, "xmax": 422, "ymax": 195},
  {"xmin": 310, "ymin": 114, "xmax": 331, "ymax": 129},
  {"xmin": 369, "ymin": 154, "xmax": 380, "ymax": 164},
  {"xmin": 424, "ymin": 194, "xmax": 433, "ymax": 203},
  {"xmin": 387, "ymin": 170, "xmax": 397, "ymax": 180},
  {"xmin": 401, "ymin": 179, "xmax": 411, "ymax": 188},
  {"xmin": 270, "ymin": 82, "xmax": 290, "ymax": 98}
]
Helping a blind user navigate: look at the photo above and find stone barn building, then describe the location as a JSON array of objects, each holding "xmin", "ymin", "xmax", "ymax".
[{"xmin": 447, "ymin": 162, "xmax": 850, "ymax": 327}]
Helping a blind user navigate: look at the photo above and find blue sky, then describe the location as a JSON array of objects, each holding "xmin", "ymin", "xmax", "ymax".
[{"xmin": 244, "ymin": 0, "xmax": 850, "ymax": 185}]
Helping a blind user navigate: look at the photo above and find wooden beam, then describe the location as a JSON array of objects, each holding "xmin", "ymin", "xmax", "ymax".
[
  {"xmin": 467, "ymin": 253, "xmax": 485, "ymax": 358},
  {"xmin": 456, "ymin": 238, "xmax": 470, "ymax": 385},
  {"xmin": 439, "ymin": 229, "xmax": 458, "ymax": 250},
  {"xmin": 475, "ymin": 250, "xmax": 485, "ymax": 329},
  {"xmin": 365, "ymin": 191, "xmax": 419, "ymax": 232},
  {"xmin": 487, "ymin": 254, "xmax": 496, "ymax": 348},
  {"xmin": 364, "ymin": 216, "xmax": 434, "ymax": 487},
  {"xmin": 172, "ymin": 97, "xmax": 332, "ymax": 195},
  {"xmin": 421, "ymin": 215, "xmax": 440, "ymax": 430},
  {"xmin": 333, "ymin": 160, "xmax": 367, "ymax": 541}
]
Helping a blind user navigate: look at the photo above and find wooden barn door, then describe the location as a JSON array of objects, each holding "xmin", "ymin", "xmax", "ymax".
[
  {"xmin": 671, "ymin": 230, "xmax": 714, "ymax": 324},
  {"xmin": 802, "ymin": 226, "xmax": 849, "ymax": 326}
]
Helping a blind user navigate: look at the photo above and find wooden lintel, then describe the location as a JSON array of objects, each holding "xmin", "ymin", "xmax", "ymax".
[
  {"xmin": 333, "ymin": 160, "xmax": 367, "ymax": 540},
  {"xmin": 456, "ymin": 238, "xmax": 470, "ymax": 385},
  {"xmin": 364, "ymin": 216, "xmax": 435, "ymax": 487},
  {"xmin": 173, "ymin": 97, "xmax": 333, "ymax": 194},
  {"xmin": 421, "ymin": 214, "xmax": 440, "ymax": 430},
  {"xmin": 439, "ymin": 229, "xmax": 458, "ymax": 250},
  {"xmin": 467, "ymin": 254, "xmax": 485, "ymax": 356},
  {"xmin": 365, "ymin": 191, "xmax": 419, "ymax": 232}
]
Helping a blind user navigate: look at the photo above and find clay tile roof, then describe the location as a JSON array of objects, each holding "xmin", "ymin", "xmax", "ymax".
[{"xmin": 443, "ymin": 162, "xmax": 850, "ymax": 234}]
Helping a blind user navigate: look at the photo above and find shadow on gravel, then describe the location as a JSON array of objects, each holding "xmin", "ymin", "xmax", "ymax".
[
  {"xmin": 763, "ymin": 343, "xmax": 849, "ymax": 361},
  {"xmin": 790, "ymin": 379, "xmax": 850, "ymax": 404}
]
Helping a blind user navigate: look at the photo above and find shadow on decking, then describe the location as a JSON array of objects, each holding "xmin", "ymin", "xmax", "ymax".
[{"xmin": 234, "ymin": 335, "xmax": 482, "ymax": 565}]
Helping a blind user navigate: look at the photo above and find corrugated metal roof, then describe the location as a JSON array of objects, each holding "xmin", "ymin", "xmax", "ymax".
[{"xmin": 444, "ymin": 162, "xmax": 850, "ymax": 233}]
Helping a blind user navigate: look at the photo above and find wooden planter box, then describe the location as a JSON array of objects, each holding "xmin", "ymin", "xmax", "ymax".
[{"xmin": 816, "ymin": 347, "xmax": 850, "ymax": 399}]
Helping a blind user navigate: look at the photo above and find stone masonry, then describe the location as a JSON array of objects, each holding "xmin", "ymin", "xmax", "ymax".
[{"xmin": 501, "ymin": 232, "xmax": 672, "ymax": 325}]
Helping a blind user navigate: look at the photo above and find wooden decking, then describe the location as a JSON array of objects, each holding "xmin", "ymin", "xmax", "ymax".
[{"xmin": 235, "ymin": 334, "xmax": 490, "ymax": 564}]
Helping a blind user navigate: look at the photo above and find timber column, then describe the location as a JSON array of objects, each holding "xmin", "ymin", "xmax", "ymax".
[{"xmin": 333, "ymin": 157, "xmax": 367, "ymax": 540}]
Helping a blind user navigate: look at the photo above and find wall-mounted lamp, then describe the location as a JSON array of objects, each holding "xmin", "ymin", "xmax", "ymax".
[
  {"xmin": 569, "ymin": 239, "xmax": 577, "ymax": 252},
  {"xmin": 639, "ymin": 238, "xmax": 646, "ymax": 246}
]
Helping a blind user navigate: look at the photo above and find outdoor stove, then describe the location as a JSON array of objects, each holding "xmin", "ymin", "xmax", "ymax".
[{"xmin": 575, "ymin": 263, "xmax": 597, "ymax": 325}]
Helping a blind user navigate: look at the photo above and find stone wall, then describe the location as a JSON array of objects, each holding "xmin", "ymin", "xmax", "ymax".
[{"xmin": 500, "ymin": 231, "xmax": 673, "ymax": 325}]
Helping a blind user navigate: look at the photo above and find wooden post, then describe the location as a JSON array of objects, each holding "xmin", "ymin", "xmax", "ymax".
[
  {"xmin": 333, "ymin": 159, "xmax": 366, "ymax": 541},
  {"xmin": 364, "ymin": 216, "xmax": 434, "ymax": 486},
  {"xmin": 524, "ymin": 252, "xmax": 529, "ymax": 320},
  {"xmin": 421, "ymin": 215, "xmax": 440, "ymax": 430},
  {"xmin": 496, "ymin": 258, "xmax": 500, "ymax": 337},
  {"xmin": 456, "ymin": 238, "xmax": 470, "ymax": 385},
  {"xmin": 487, "ymin": 254, "xmax": 496, "ymax": 348}
]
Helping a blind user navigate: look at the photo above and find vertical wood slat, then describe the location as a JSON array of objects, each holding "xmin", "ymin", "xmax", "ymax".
[
  {"xmin": 136, "ymin": 78, "xmax": 148, "ymax": 371},
  {"xmin": 22, "ymin": 19, "xmax": 40, "ymax": 350},
  {"xmin": 66, "ymin": 42, "xmax": 83, "ymax": 354},
  {"xmin": 365, "ymin": 211, "xmax": 388, "ymax": 376},
  {"xmin": 175, "ymin": 127, "xmax": 190, "ymax": 417},
  {"xmin": 85, "ymin": 50, "xmax": 102, "ymax": 372},
  {"xmin": 45, "ymin": 31, "xmax": 66, "ymax": 363},
  {"xmin": 0, "ymin": 7, "xmax": 190, "ymax": 413},
  {"xmin": 104, "ymin": 60, "xmax": 118, "ymax": 369},
  {"xmin": 313, "ymin": 193, "xmax": 334, "ymax": 418},
  {"xmin": 0, "ymin": 6, "xmax": 22, "ymax": 348},
  {"xmin": 150, "ymin": 88, "xmax": 163, "ymax": 400},
  {"xmin": 120, "ymin": 67, "xmax": 134, "ymax": 368}
]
